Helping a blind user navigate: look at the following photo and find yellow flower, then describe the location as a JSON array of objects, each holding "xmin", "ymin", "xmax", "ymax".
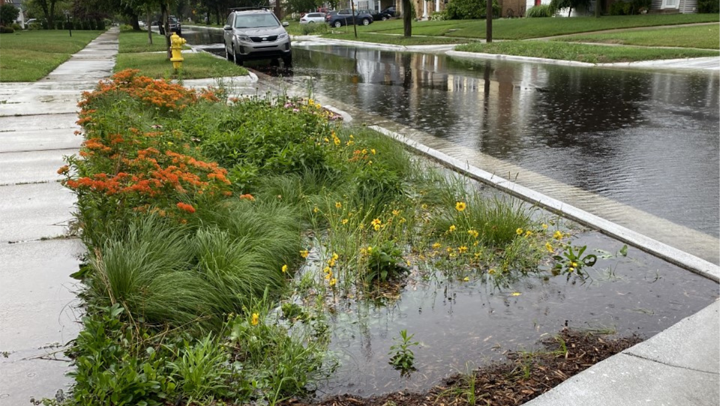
[
  {"xmin": 335, "ymin": 201, "xmax": 342, "ymax": 209},
  {"xmin": 553, "ymin": 230, "xmax": 563, "ymax": 240},
  {"xmin": 511, "ymin": 292, "xmax": 521, "ymax": 297},
  {"xmin": 458, "ymin": 245, "xmax": 468, "ymax": 253},
  {"xmin": 463, "ymin": 277, "xmax": 470, "ymax": 282},
  {"xmin": 313, "ymin": 207, "xmax": 319, "ymax": 213},
  {"xmin": 448, "ymin": 225, "xmax": 456, "ymax": 233},
  {"xmin": 525, "ymin": 230, "xmax": 533, "ymax": 237},
  {"xmin": 333, "ymin": 136, "xmax": 341, "ymax": 146},
  {"xmin": 323, "ymin": 266, "xmax": 331, "ymax": 274},
  {"xmin": 371, "ymin": 149, "xmax": 376, "ymax": 155},
  {"xmin": 281, "ymin": 264, "xmax": 288, "ymax": 273},
  {"xmin": 360, "ymin": 247, "xmax": 367, "ymax": 256},
  {"xmin": 328, "ymin": 258, "xmax": 336, "ymax": 267},
  {"xmin": 568, "ymin": 267, "xmax": 575, "ymax": 273},
  {"xmin": 371, "ymin": 218, "xmax": 382, "ymax": 227},
  {"xmin": 406, "ymin": 260, "xmax": 411, "ymax": 266},
  {"xmin": 342, "ymin": 218, "xmax": 348, "ymax": 225},
  {"xmin": 308, "ymin": 98, "xmax": 315, "ymax": 105},
  {"xmin": 488, "ymin": 268, "xmax": 496, "ymax": 275},
  {"xmin": 251, "ymin": 313, "xmax": 259, "ymax": 326},
  {"xmin": 545, "ymin": 242, "xmax": 553, "ymax": 253},
  {"xmin": 362, "ymin": 149, "xmax": 367, "ymax": 154},
  {"xmin": 367, "ymin": 246, "xmax": 373, "ymax": 254},
  {"xmin": 349, "ymin": 134, "xmax": 354, "ymax": 139},
  {"xmin": 468, "ymin": 229, "xmax": 479, "ymax": 238},
  {"xmin": 571, "ymin": 262, "xmax": 578, "ymax": 267},
  {"xmin": 446, "ymin": 247, "xmax": 454, "ymax": 253},
  {"xmin": 324, "ymin": 137, "xmax": 329, "ymax": 143},
  {"xmin": 455, "ymin": 201, "xmax": 467, "ymax": 212},
  {"xmin": 329, "ymin": 278, "xmax": 337, "ymax": 287},
  {"xmin": 516, "ymin": 228, "xmax": 524, "ymax": 235},
  {"xmin": 373, "ymin": 224, "xmax": 381, "ymax": 231},
  {"xmin": 346, "ymin": 140, "xmax": 354, "ymax": 146},
  {"xmin": 432, "ymin": 242, "xmax": 442, "ymax": 249},
  {"xmin": 300, "ymin": 250, "xmax": 309, "ymax": 258},
  {"xmin": 332, "ymin": 252, "xmax": 339, "ymax": 261},
  {"xmin": 325, "ymin": 273, "xmax": 331, "ymax": 280},
  {"xmin": 392, "ymin": 209, "xmax": 400, "ymax": 216},
  {"xmin": 421, "ymin": 204, "xmax": 428, "ymax": 210},
  {"xmin": 542, "ymin": 223, "xmax": 548, "ymax": 230}
]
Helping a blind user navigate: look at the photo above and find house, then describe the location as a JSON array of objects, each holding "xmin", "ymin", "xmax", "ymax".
[{"xmin": 650, "ymin": 0, "xmax": 697, "ymax": 13}]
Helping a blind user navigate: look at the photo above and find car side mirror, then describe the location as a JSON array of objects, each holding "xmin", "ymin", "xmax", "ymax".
[
  {"xmin": 282, "ymin": 21, "xmax": 289, "ymax": 27},
  {"xmin": 223, "ymin": 25, "xmax": 232, "ymax": 30}
]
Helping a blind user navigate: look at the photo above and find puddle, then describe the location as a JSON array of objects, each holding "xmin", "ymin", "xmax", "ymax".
[{"xmin": 313, "ymin": 231, "xmax": 718, "ymax": 398}]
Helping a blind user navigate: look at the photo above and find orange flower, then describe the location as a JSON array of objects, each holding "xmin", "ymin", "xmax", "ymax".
[
  {"xmin": 176, "ymin": 202, "xmax": 196, "ymax": 213},
  {"xmin": 239, "ymin": 194, "xmax": 255, "ymax": 201}
]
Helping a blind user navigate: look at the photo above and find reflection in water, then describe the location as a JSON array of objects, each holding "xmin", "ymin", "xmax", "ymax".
[
  {"xmin": 316, "ymin": 232, "xmax": 718, "ymax": 397},
  {"xmin": 289, "ymin": 46, "xmax": 720, "ymax": 243}
]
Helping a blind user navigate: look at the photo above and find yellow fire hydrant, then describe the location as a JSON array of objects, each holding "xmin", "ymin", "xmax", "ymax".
[{"xmin": 170, "ymin": 33, "xmax": 186, "ymax": 70}]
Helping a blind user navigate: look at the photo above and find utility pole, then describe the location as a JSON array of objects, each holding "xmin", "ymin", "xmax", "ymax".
[{"xmin": 486, "ymin": 0, "xmax": 492, "ymax": 43}]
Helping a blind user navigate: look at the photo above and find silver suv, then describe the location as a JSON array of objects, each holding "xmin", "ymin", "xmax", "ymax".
[{"xmin": 223, "ymin": 9, "xmax": 292, "ymax": 66}]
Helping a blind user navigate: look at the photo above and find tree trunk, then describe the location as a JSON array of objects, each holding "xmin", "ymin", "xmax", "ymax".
[
  {"xmin": 49, "ymin": 0, "xmax": 56, "ymax": 29},
  {"xmin": 163, "ymin": 4, "xmax": 171, "ymax": 59},
  {"xmin": 147, "ymin": 11, "xmax": 153, "ymax": 45},
  {"xmin": 402, "ymin": 0, "xmax": 411, "ymax": 37},
  {"xmin": 568, "ymin": 6, "xmax": 572, "ymax": 16},
  {"xmin": 129, "ymin": 11, "xmax": 140, "ymax": 30},
  {"xmin": 486, "ymin": 0, "xmax": 492, "ymax": 42}
]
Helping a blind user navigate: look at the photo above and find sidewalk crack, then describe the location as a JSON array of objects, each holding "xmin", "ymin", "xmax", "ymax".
[{"xmin": 624, "ymin": 352, "xmax": 719, "ymax": 375}]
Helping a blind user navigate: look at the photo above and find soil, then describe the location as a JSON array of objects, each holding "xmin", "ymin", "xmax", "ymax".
[{"xmin": 284, "ymin": 328, "xmax": 643, "ymax": 406}]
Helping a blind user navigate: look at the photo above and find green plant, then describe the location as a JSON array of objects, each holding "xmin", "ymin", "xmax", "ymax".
[
  {"xmin": 526, "ymin": 4, "xmax": 555, "ymax": 17},
  {"xmin": 388, "ymin": 329, "xmax": 420, "ymax": 375},
  {"xmin": 365, "ymin": 240, "xmax": 407, "ymax": 284},
  {"xmin": 167, "ymin": 334, "xmax": 233, "ymax": 401},
  {"xmin": 446, "ymin": 0, "xmax": 500, "ymax": 19},
  {"xmin": 698, "ymin": 0, "xmax": 719, "ymax": 12},
  {"xmin": 552, "ymin": 242, "xmax": 598, "ymax": 278},
  {"xmin": 0, "ymin": 4, "xmax": 19, "ymax": 26}
]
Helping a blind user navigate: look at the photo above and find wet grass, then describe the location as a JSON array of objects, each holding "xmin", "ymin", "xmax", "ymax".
[
  {"xmin": 555, "ymin": 24, "xmax": 720, "ymax": 49},
  {"xmin": 114, "ymin": 51, "xmax": 248, "ymax": 79},
  {"xmin": 119, "ymin": 30, "xmax": 175, "ymax": 53},
  {"xmin": 321, "ymin": 31, "xmax": 470, "ymax": 45},
  {"xmin": 368, "ymin": 14, "xmax": 719, "ymax": 40},
  {"xmin": 0, "ymin": 30, "xmax": 104, "ymax": 82},
  {"xmin": 454, "ymin": 40, "xmax": 719, "ymax": 63}
]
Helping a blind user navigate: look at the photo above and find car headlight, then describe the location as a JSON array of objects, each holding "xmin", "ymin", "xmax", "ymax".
[
  {"xmin": 278, "ymin": 33, "xmax": 287, "ymax": 39},
  {"xmin": 237, "ymin": 34, "xmax": 250, "ymax": 41}
]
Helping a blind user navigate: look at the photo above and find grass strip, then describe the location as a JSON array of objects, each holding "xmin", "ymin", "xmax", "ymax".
[
  {"xmin": 119, "ymin": 30, "xmax": 176, "ymax": 53},
  {"xmin": 115, "ymin": 51, "xmax": 248, "ymax": 79},
  {"xmin": 0, "ymin": 30, "xmax": 104, "ymax": 82},
  {"xmin": 454, "ymin": 40, "xmax": 719, "ymax": 63},
  {"xmin": 555, "ymin": 24, "xmax": 720, "ymax": 50},
  {"xmin": 321, "ymin": 31, "xmax": 471, "ymax": 45},
  {"xmin": 368, "ymin": 14, "xmax": 719, "ymax": 39}
]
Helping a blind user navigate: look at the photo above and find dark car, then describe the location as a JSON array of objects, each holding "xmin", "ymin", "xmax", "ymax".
[
  {"xmin": 381, "ymin": 6, "xmax": 396, "ymax": 16},
  {"xmin": 157, "ymin": 16, "xmax": 181, "ymax": 35},
  {"xmin": 362, "ymin": 9, "xmax": 392, "ymax": 21},
  {"xmin": 326, "ymin": 9, "xmax": 373, "ymax": 28}
]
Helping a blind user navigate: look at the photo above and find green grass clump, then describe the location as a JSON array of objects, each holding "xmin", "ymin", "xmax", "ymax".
[
  {"xmin": 0, "ymin": 30, "xmax": 103, "ymax": 82},
  {"xmin": 454, "ymin": 40, "xmax": 719, "ymax": 63},
  {"xmin": 114, "ymin": 51, "xmax": 248, "ymax": 79},
  {"xmin": 557, "ymin": 24, "xmax": 720, "ymax": 49}
]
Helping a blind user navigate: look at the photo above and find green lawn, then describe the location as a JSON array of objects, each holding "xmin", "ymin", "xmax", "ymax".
[
  {"xmin": 555, "ymin": 24, "xmax": 720, "ymax": 49},
  {"xmin": 115, "ymin": 51, "xmax": 248, "ymax": 79},
  {"xmin": 369, "ymin": 14, "xmax": 720, "ymax": 39},
  {"xmin": 119, "ymin": 30, "xmax": 177, "ymax": 53},
  {"xmin": 0, "ymin": 30, "xmax": 104, "ymax": 82},
  {"xmin": 454, "ymin": 40, "xmax": 719, "ymax": 63},
  {"xmin": 321, "ymin": 31, "xmax": 471, "ymax": 45}
]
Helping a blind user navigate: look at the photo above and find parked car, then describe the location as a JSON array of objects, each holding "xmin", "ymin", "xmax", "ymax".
[
  {"xmin": 157, "ymin": 16, "xmax": 181, "ymax": 35},
  {"xmin": 23, "ymin": 18, "xmax": 37, "ymax": 29},
  {"xmin": 326, "ymin": 9, "xmax": 373, "ymax": 28},
  {"xmin": 300, "ymin": 12, "xmax": 326, "ymax": 24},
  {"xmin": 381, "ymin": 6, "xmax": 396, "ymax": 16},
  {"xmin": 223, "ymin": 9, "xmax": 292, "ymax": 66},
  {"xmin": 360, "ymin": 9, "xmax": 392, "ymax": 21},
  {"xmin": 324, "ymin": 10, "xmax": 338, "ymax": 22}
]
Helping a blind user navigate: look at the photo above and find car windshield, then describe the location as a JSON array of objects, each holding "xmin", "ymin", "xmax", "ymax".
[{"xmin": 234, "ymin": 14, "xmax": 279, "ymax": 28}]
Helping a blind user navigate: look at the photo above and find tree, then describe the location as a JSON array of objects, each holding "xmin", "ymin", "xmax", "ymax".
[
  {"xmin": 285, "ymin": 0, "xmax": 318, "ymax": 13},
  {"xmin": 28, "ymin": 0, "xmax": 68, "ymax": 27},
  {"xmin": 0, "ymin": 3, "xmax": 19, "ymax": 25}
]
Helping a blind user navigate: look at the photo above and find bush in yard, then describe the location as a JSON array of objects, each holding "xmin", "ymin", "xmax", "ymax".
[
  {"xmin": 527, "ymin": 4, "xmax": 555, "ymax": 16},
  {"xmin": 446, "ymin": 0, "xmax": 500, "ymax": 19},
  {"xmin": 0, "ymin": 4, "xmax": 19, "ymax": 26}
]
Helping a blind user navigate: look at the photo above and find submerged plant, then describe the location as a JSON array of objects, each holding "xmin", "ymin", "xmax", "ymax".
[{"xmin": 388, "ymin": 329, "xmax": 420, "ymax": 375}]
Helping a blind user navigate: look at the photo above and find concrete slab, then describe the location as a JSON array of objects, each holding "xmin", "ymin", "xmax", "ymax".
[
  {"xmin": 0, "ymin": 128, "xmax": 82, "ymax": 153},
  {"xmin": 0, "ymin": 239, "xmax": 85, "ymax": 406},
  {"xmin": 45, "ymin": 60, "xmax": 116, "ymax": 82},
  {"xmin": 522, "ymin": 351, "xmax": 719, "ymax": 406},
  {"xmin": 0, "ymin": 149, "xmax": 76, "ymax": 185},
  {"xmin": 624, "ymin": 301, "xmax": 719, "ymax": 374},
  {"xmin": 0, "ymin": 182, "xmax": 75, "ymax": 243},
  {"xmin": 0, "ymin": 114, "xmax": 78, "ymax": 132}
]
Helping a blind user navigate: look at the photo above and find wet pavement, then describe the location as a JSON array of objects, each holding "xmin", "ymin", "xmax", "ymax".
[{"xmin": 0, "ymin": 29, "xmax": 118, "ymax": 405}]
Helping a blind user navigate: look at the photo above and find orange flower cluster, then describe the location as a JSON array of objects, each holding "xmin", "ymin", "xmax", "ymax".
[{"xmin": 77, "ymin": 69, "xmax": 220, "ymax": 112}]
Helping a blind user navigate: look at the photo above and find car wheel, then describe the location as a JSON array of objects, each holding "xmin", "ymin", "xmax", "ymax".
[
  {"xmin": 362, "ymin": 18, "xmax": 370, "ymax": 25},
  {"xmin": 334, "ymin": 20, "xmax": 342, "ymax": 28},
  {"xmin": 283, "ymin": 54, "xmax": 293, "ymax": 67},
  {"xmin": 234, "ymin": 48, "xmax": 244, "ymax": 66}
]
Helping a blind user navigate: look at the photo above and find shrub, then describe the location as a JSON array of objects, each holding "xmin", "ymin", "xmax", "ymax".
[
  {"xmin": 0, "ymin": 4, "xmax": 19, "ymax": 26},
  {"xmin": 698, "ymin": 0, "xmax": 719, "ymax": 12},
  {"xmin": 446, "ymin": 0, "xmax": 500, "ymax": 19},
  {"xmin": 527, "ymin": 4, "xmax": 555, "ymax": 16},
  {"xmin": 0, "ymin": 26, "xmax": 14, "ymax": 33},
  {"xmin": 300, "ymin": 22, "xmax": 329, "ymax": 34}
]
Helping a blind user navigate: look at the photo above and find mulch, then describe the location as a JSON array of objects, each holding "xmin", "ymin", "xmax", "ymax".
[{"xmin": 283, "ymin": 329, "xmax": 643, "ymax": 406}]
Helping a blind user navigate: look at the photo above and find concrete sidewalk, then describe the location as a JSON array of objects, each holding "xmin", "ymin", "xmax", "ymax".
[{"xmin": 0, "ymin": 28, "xmax": 119, "ymax": 405}]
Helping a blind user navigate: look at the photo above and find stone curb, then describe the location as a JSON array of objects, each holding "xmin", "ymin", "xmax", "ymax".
[{"xmin": 370, "ymin": 124, "xmax": 720, "ymax": 283}]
